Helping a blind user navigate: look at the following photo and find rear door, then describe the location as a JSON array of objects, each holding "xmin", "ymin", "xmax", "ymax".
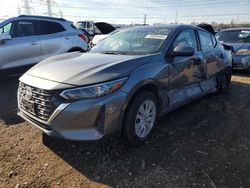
[
  {"xmin": 0, "ymin": 19, "xmax": 41, "ymax": 70},
  {"xmin": 36, "ymin": 20, "xmax": 71, "ymax": 60},
  {"xmin": 168, "ymin": 28, "xmax": 206, "ymax": 106},
  {"xmin": 197, "ymin": 29, "xmax": 223, "ymax": 77},
  {"xmin": 197, "ymin": 29, "xmax": 225, "ymax": 91}
]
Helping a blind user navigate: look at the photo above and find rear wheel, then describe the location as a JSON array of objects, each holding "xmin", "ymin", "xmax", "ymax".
[
  {"xmin": 123, "ymin": 91, "xmax": 158, "ymax": 146},
  {"xmin": 217, "ymin": 69, "xmax": 232, "ymax": 93}
]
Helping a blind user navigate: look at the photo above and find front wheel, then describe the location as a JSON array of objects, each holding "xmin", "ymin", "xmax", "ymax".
[{"xmin": 123, "ymin": 91, "xmax": 158, "ymax": 146}]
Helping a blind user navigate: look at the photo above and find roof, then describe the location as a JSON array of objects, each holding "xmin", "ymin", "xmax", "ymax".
[
  {"xmin": 126, "ymin": 24, "xmax": 196, "ymax": 30},
  {"xmin": 18, "ymin": 15, "xmax": 66, "ymax": 21},
  {"xmin": 219, "ymin": 28, "xmax": 250, "ymax": 32}
]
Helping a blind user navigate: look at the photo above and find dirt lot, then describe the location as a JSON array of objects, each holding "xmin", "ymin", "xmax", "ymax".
[{"xmin": 1, "ymin": 73, "xmax": 250, "ymax": 188}]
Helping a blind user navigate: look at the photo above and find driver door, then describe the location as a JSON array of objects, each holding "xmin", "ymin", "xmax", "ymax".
[
  {"xmin": 168, "ymin": 29, "xmax": 206, "ymax": 106},
  {"xmin": 0, "ymin": 20, "xmax": 41, "ymax": 70}
]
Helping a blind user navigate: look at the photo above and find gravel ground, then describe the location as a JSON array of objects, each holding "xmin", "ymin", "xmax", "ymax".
[{"xmin": 0, "ymin": 73, "xmax": 250, "ymax": 188}]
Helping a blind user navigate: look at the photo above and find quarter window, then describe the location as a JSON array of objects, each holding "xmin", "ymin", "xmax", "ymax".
[
  {"xmin": 172, "ymin": 29, "xmax": 198, "ymax": 51},
  {"xmin": 37, "ymin": 21, "xmax": 65, "ymax": 35},
  {"xmin": 211, "ymin": 34, "xmax": 217, "ymax": 47},
  {"xmin": 198, "ymin": 30, "xmax": 214, "ymax": 51}
]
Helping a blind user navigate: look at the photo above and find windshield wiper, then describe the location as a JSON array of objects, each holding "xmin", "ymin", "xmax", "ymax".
[{"xmin": 101, "ymin": 51, "xmax": 128, "ymax": 55}]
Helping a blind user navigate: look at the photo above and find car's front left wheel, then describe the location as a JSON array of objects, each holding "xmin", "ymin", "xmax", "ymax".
[{"xmin": 123, "ymin": 91, "xmax": 158, "ymax": 146}]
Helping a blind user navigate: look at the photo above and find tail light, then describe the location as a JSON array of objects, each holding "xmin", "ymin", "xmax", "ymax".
[{"xmin": 78, "ymin": 34, "xmax": 88, "ymax": 42}]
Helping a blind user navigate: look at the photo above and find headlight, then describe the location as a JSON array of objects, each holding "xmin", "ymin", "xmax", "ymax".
[
  {"xmin": 235, "ymin": 49, "xmax": 250, "ymax": 55},
  {"xmin": 60, "ymin": 77, "xmax": 127, "ymax": 100}
]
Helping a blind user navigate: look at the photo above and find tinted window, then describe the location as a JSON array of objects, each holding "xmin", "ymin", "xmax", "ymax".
[
  {"xmin": 216, "ymin": 30, "xmax": 250, "ymax": 43},
  {"xmin": 172, "ymin": 29, "xmax": 198, "ymax": 51},
  {"xmin": 38, "ymin": 21, "xmax": 65, "ymax": 35},
  {"xmin": 198, "ymin": 30, "xmax": 213, "ymax": 51},
  {"xmin": 0, "ymin": 22, "xmax": 12, "ymax": 34},
  {"xmin": 11, "ymin": 21, "xmax": 35, "ymax": 38}
]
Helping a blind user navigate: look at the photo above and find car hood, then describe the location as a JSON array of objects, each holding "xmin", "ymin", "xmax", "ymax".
[
  {"xmin": 224, "ymin": 43, "xmax": 250, "ymax": 52},
  {"xmin": 26, "ymin": 52, "xmax": 154, "ymax": 86}
]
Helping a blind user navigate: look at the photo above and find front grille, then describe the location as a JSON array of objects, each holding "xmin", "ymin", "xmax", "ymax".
[{"xmin": 18, "ymin": 82, "xmax": 59, "ymax": 122}]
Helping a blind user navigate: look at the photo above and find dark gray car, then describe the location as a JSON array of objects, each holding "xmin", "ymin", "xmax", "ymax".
[{"xmin": 17, "ymin": 25, "xmax": 232, "ymax": 145}]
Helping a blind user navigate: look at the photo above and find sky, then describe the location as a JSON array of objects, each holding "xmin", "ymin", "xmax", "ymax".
[{"xmin": 0, "ymin": 0, "xmax": 250, "ymax": 24}]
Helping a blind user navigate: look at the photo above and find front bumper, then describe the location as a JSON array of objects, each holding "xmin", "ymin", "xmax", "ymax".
[
  {"xmin": 232, "ymin": 55, "xmax": 250, "ymax": 70},
  {"xmin": 18, "ymin": 90, "xmax": 127, "ymax": 141}
]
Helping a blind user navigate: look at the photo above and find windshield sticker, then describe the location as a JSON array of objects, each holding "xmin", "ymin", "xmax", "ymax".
[
  {"xmin": 239, "ymin": 31, "xmax": 250, "ymax": 38},
  {"xmin": 145, "ymin": 35, "xmax": 167, "ymax": 40}
]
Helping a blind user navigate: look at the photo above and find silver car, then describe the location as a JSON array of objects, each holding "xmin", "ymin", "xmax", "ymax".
[
  {"xmin": 17, "ymin": 25, "xmax": 232, "ymax": 145},
  {"xmin": 0, "ymin": 15, "xmax": 88, "ymax": 76},
  {"xmin": 216, "ymin": 28, "xmax": 250, "ymax": 71}
]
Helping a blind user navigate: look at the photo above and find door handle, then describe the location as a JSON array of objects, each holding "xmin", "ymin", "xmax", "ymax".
[
  {"xmin": 30, "ymin": 42, "xmax": 37, "ymax": 45},
  {"xmin": 192, "ymin": 57, "xmax": 202, "ymax": 65},
  {"xmin": 64, "ymin": 37, "xmax": 70, "ymax": 40}
]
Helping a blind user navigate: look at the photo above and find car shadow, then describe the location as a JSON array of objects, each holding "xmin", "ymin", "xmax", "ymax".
[
  {"xmin": 232, "ymin": 70, "xmax": 250, "ymax": 77},
  {"xmin": 42, "ymin": 80, "xmax": 250, "ymax": 187},
  {"xmin": 0, "ymin": 76, "xmax": 24, "ymax": 125}
]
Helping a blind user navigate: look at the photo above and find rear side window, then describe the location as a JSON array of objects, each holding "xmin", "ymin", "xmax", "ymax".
[
  {"xmin": 198, "ymin": 30, "xmax": 214, "ymax": 51},
  {"xmin": 172, "ymin": 29, "xmax": 198, "ymax": 51},
  {"xmin": 37, "ymin": 21, "xmax": 65, "ymax": 35}
]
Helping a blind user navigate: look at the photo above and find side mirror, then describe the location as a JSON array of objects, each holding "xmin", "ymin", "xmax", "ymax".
[
  {"xmin": 0, "ymin": 33, "xmax": 11, "ymax": 45},
  {"xmin": 171, "ymin": 45, "xmax": 195, "ymax": 57}
]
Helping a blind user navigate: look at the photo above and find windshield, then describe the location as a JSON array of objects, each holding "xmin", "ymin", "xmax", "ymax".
[
  {"xmin": 90, "ymin": 28, "xmax": 172, "ymax": 55},
  {"xmin": 216, "ymin": 30, "xmax": 250, "ymax": 43}
]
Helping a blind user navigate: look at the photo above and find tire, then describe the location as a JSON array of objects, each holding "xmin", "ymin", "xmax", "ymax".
[
  {"xmin": 217, "ymin": 69, "xmax": 232, "ymax": 93},
  {"xmin": 123, "ymin": 91, "xmax": 158, "ymax": 146}
]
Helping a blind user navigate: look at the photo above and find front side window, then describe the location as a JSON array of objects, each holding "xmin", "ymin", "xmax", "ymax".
[
  {"xmin": 38, "ymin": 21, "xmax": 65, "ymax": 35},
  {"xmin": 91, "ymin": 28, "xmax": 172, "ymax": 54},
  {"xmin": 198, "ymin": 30, "xmax": 214, "ymax": 51},
  {"xmin": 172, "ymin": 29, "xmax": 198, "ymax": 51},
  {"xmin": 0, "ymin": 22, "xmax": 12, "ymax": 34},
  {"xmin": 11, "ymin": 21, "xmax": 35, "ymax": 38}
]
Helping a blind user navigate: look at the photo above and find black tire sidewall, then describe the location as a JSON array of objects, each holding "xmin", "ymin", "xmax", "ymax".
[
  {"xmin": 123, "ymin": 91, "xmax": 158, "ymax": 146},
  {"xmin": 217, "ymin": 70, "xmax": 231, "ymax": 92}
]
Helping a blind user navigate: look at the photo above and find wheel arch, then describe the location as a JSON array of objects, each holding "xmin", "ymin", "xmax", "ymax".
[
  {"xmin": 67, "ymin": 47, "xmax": 85, "ymax": 53},
  {"xmin": 119, "ymin": 80, "xmax": 165, "ymax": 134}
]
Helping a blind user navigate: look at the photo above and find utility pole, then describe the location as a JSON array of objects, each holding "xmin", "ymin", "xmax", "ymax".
[
  {"xmin": 17, "ymin": 5, "xmax": 22, "ymax": 15},
  {"xmin": 143, "ymin": 14, "xmax": 147, "ymax": 25},
  {"xmin": 22, "ymin": 0, "xmax": 33, "ymax": 15},
  {"xmin": 58, "ymin": 10, "xmax": 63, "ymax": 18},
  {"xmin": 41, "ymin": 0, "xmax": 56, "ymax": 17},
  {"xmin": 175, "ymin": 11, "xmax": 178, "ymax": 24}
]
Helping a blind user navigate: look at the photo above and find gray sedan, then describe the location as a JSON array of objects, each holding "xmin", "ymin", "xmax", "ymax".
[{"xmin": 17, "ymin": 25, "xmax": 232, "ymax": 145}]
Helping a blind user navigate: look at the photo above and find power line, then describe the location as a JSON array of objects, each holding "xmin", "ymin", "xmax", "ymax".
[
  {"xmin": 40, "ymin": 0, "xmax": 56, "ymax": 17},
  {"xmin": 22, "ymin": 0, "xmax": 33, "ymax": 15}
]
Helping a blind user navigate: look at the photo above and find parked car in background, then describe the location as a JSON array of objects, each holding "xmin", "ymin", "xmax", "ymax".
[
  {"xmin": 17, "ymin": 25, "xmax": 232, "ymax": 145},
  {"xmin": 216, "ymin": 28, "xmax": 250, "ymax": 71},
  {"xmin": 76, "ymin": 21, "xmax": 116, "ymax": 43},
  {"xmin": 197, "ymin": 23, "xmax": 216, "ymax": 35},
  {"xmin": 76, "ymin": 20, "xmax": 95, "ymax": 36},
  {"xmin": 0, "ymin": 15, "xmax": 88, "ymax": 76}
]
